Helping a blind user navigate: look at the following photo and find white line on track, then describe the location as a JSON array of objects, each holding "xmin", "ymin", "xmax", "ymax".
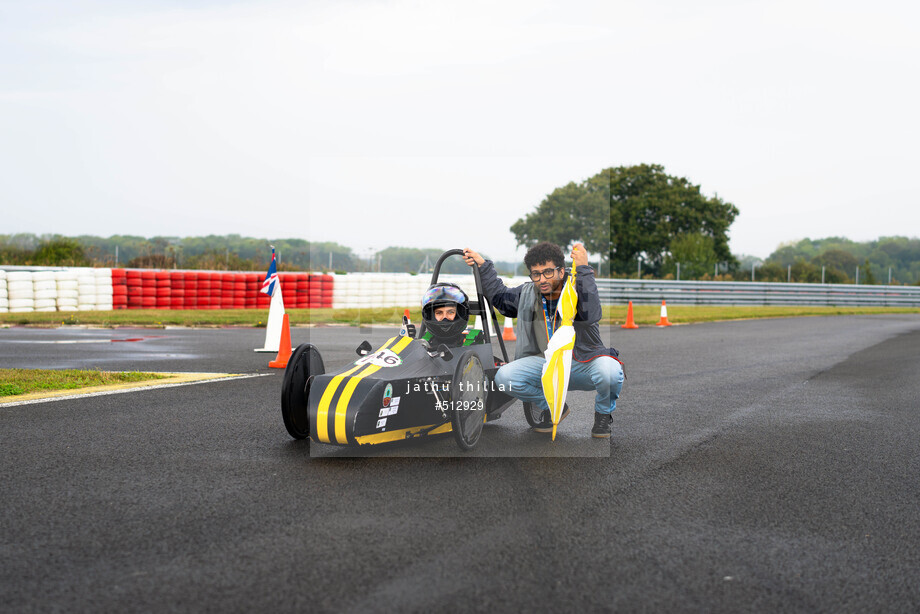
[
  {"xmin": 5, "ymin": 338, "xmax": 154, "ymax": 344},
  {"xmin": 27, "ymin": 340, "xmax": 132, "ymax": 344},
  {"xmin": 0, "ymin": 373, "xmax": 272, "ymax": 408},
  {"xmin": 2, "ymin": 340, "xmax": 106, "ymax": 344}
]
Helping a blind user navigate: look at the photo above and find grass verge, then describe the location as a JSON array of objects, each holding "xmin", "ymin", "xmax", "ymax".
[
  {"xmin": 0, "ymin": 369, "xmax": 168, "ymax": 397},
  {"xmin": 0, "ymin": 305, "xmax": 917, "ymax": 329}
]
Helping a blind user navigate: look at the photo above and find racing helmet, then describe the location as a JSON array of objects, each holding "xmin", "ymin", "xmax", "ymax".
[{"xmin": 421, "ymin": 283, "xmax": 470, "ymax": 339}]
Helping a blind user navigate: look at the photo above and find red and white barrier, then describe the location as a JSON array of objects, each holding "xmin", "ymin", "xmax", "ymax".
[{"xmin": 0, "ymin": 267, "xmax": 529, "ymax": 312}]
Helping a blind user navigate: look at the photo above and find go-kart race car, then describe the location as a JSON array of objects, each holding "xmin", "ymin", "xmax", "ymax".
[{"xmin": 280, "ymin": 249, "xmax": 518, "ymax": 450}]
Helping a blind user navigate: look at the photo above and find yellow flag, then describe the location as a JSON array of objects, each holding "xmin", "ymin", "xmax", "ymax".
[{"xmin": 540, "ymin": 267, "xmax": 578, "ymax": 441}]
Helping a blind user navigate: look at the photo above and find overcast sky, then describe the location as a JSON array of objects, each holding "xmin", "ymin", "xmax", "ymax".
[{"xmin": 2, "ymin": 0, "xmax": 918, "ymax": 261}]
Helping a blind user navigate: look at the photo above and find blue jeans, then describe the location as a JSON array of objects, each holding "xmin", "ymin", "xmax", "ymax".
[{"xmin": 494, "ymin": 355, "xmax": 624, "ymax": 415}]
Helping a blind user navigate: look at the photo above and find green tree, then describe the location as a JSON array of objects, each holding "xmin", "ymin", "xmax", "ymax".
[
  {"xmin": 183, "ymin": 249, "xmax": 257, "ymax": 271},
  {"xmin": 862, "ymin": 258, "xmax": 876, "ymax": 285},
  {"xmin": 510, "ymin": 164, "xmax": 739, "ymax": 277},
  {"xmin": 663, "ymin": 233, "xmax": 717, "ymax": 279},
  {"xmin": 609, "ymin": 164, "xmax": 738, "ymax": 275},
  {"xmin": 759, "ymin": 237, "xmax": 920, "ymax": 284},
  {"xmin": 510, "ymin": 180, "xmax": 608, "ymax": 257},
  {"xmin": 127, "ymin": 253, "xmax": 177, "ymax": 269},
  {"xmin": 0, "ymin": 234, "xmax": 32, "ymax": 265},
  {"xmin": 754, "ymin": 262, "xmax": 785, "ymax": 282},
  {"xmin": 811, "ymin": 249, "xmax": 858, "ymax": 280},
  {"xmin": 33, "ymin": 238, "xmax": 90, "ymax": 266},
  {"xmin": 790, "ymin": 257, "xmax": 820, "ymax": 283}
]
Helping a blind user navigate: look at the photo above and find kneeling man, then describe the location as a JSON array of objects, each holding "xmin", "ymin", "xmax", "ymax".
[{"xmin": 463, "ymin": 242, "xmax": 624, "ymax": 438}]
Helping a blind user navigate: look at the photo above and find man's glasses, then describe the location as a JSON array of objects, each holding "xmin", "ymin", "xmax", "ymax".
[{"xmin": 529, "ymin": 266, "xmax": 562, "ymax": 281}]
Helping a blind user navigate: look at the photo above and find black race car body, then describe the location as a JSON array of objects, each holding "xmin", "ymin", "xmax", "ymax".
[
  {"xmin": 308, "ymin": 331, "xmax": 511, "ymax": 446},
  {"xmin": 281, "ymin": 249, "xmax": 517, "ymax": 451}
]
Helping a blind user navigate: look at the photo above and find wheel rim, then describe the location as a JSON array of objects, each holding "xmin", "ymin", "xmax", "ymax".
[{"xmin": 452, "ymin": 353, "xmax": 486, "ymax": 447}]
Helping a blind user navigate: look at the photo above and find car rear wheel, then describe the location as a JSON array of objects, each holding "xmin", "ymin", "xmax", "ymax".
[
  {"xmin": 450, "ymin": 350, "xmax": 487, "ymax": 451},
  {"xmin": 281, "ymin": 343, "xmax": 324, "ymax": 439}
]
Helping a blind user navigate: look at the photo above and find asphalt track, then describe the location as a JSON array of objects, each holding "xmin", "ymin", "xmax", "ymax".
[{"xmin": 2, "ymin": 315, "xmax": 920, "ymax": 612}]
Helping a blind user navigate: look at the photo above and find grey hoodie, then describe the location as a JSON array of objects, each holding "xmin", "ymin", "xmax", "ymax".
[{"xmin": 477, "ymin": 260, "xmax": 618, "ymax": 363}]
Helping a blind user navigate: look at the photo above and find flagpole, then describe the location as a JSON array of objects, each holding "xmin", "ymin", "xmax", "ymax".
[
  {"xmin": 542, "ymin": 264, "xmax": 577, "ymax": 441},
  {"xmin": 255, "ymin": 244, "xmax": 286, "ymax": 352}
]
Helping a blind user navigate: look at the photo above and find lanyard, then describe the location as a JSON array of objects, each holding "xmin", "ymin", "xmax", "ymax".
[{"xmin": 542, "ymin": 296, "xmax": 558, "ymax": 341}]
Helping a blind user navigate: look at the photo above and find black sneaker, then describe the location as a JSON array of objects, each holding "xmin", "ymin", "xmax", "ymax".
[
  {"xmin": 533, "ymin": 404, "xmax": 569, "ymax": 433},
  {"xmin": 591, "ymin": 412, "xmax": 613, "ymax": 438}
]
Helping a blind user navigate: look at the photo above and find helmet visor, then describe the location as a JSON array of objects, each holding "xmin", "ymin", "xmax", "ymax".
[{"xmin": 422, "ymin": 284, "xmax": 467, "ymax": 308}]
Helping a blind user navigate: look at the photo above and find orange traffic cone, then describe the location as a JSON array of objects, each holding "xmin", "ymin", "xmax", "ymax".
[
  {"xmin": 621, "ymin": 301, "xmax": 639, "ymax": 329},
  {"xmin": 502, "ymin": 316, "xmax": 516, "ymax": 341},
  {"xmin": 269, "ymin": 313, "xmax": 293, "ymax": 368},
  {"xmin": 656, "ymin": 300, "xmax": 672, "ymax": 327}
]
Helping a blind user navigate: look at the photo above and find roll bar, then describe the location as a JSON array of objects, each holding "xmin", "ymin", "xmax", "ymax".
[{"xmin": 420, "ymin": 249, "xmax": 509, "ymax": 363}]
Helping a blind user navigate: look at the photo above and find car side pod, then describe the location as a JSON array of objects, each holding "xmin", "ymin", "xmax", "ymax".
[{"xmin": 281, "ymin": 343, "xmax": 325, "ymax": 440}]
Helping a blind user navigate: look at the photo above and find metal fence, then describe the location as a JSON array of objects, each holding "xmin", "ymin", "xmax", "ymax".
[{"xmin": 596, "ymin": 279, "xmax": 920, "ymax": 307}]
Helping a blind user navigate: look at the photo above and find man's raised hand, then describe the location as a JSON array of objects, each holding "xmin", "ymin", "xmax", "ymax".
[
  {"xmin": 571, "ymin": 243, "xmax": 588, "ymax": 268},
  {"xmin": 463, "ymin": 248, "xmax": 485, "ymax": 267}
]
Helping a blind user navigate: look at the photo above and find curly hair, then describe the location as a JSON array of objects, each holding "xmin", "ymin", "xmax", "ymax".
[{"xmin": 524, "ymin": 242, "xmax": 564, "ymax": 270}]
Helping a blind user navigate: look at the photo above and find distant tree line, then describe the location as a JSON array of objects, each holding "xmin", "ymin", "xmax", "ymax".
[
  {"xmin": 0, "ymin": 234, "xmax": 510, "ymax": 275},
  {"xmin": 0, "ymin": 236, "xmax": 91, "ymax": 267},
  {"xmin": 750, "ymin": 236, "xmax": 920, "ymax": 285},
  {"xmin": 608, "ymin": 237, "xmax": 920, "ymax": 285},
  {"xmin": 0, "ymin": 234, "xmax": 360, "ymax": 271},
  {"xmin": 4, "ymin": 231, "xmax": 918, "ymax": 284}
]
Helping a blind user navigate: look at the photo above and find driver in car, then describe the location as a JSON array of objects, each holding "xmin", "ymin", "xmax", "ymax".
[{"xmin": 421, "ymin": 282, "xmax": 470, "ymax": 348}]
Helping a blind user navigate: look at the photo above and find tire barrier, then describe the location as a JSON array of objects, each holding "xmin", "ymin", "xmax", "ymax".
[
  {"xmin": 7, "ymin": 271, "xmax": 35, "ymax": 313},
  {"xmin": 76, "ymin": 270, "xmax": 96, "ymax": 311},
  {"xmin": 0, "ymin": 267, "xmax": 533, "ymax": 312},
  {"xmin": 329, "ymin": 273, "xmax": 526, "ymax": 309},
  {"xmin": 14, "ymin": 267, "xmax": 920, "ymax": 311},
  {"xmin": 333, "ymin": 274, "xmax": 423, "ymax": 309},
  {"xmin": 55, "ymin": 270, "xmax": 78, "ymax": 312},
  {"xmin": 94, "ymin": 268, "xmax": 113, "ymax": 311},
  {"xmin": 308, "ymin": 274, "xmax": 333, "ymax": 308},
  {"xmin": 112, "ymin": 268, "xmax": 127, "ymax": 310},
  {"xmin": 32, "ymin": 271, "xmax": 57, "ymax": 312},
  {"xmin": 0, "ymin": 267, "xmax": 352, "ymax": 311},
  {"xmin": 0, "ymin": 270, "xmax": 7, "ymax": 313}
]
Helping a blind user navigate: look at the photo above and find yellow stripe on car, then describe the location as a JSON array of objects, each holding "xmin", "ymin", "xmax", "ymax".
[
  {"xmin": 315, "ymin": 363, "xmax": 364, "ymax": 443},
  {"xmin": 354, "ymin": 421, "xmax": 452, "ymax": 445},
  {"xmin": 333, "ymin": 335, "xmax": 413, "ymax": 444},
  {"xmin": 316, "ymin": 337, "xmax": 399, "ymax": 443}
]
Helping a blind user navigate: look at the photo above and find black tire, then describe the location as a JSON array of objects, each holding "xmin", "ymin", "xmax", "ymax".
[
  {"xmin": 450, "ymin": 350, "xmax": 487, "ymax": 451},
  {"xmin": 281, "ymin": 343, "xmax": 324, "ymax": 439},
  {"xmin": 522, "ymin": 402, "xmax": 544, "ymax": 428}
]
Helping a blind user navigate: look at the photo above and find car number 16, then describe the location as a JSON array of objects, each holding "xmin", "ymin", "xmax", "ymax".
[{"xmin": 355, "ymin": 349, "xmax": 403, "ymax": 368}]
